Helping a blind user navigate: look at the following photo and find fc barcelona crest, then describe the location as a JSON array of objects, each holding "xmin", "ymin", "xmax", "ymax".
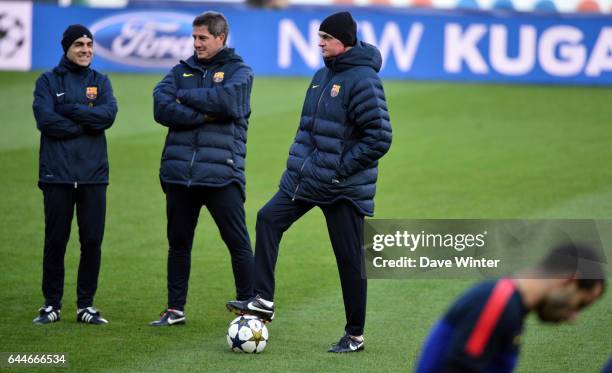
[
  {"xmin": 86, "ymin": 86, "xmax": 98, "ymax": 100},
  {"xmin": 330, "ymin": 84, "xmax": 341, "ymax": 97},
  {"xmin": 213, "ymin": 71, "xmax": 225, "ymax": 83}
]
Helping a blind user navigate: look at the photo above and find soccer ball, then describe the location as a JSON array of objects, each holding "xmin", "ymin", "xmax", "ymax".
[{"xmin": 226, "ymin": 315, "xmax": 268, "ymax": 353}]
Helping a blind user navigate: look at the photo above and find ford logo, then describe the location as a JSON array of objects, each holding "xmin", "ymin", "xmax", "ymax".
[{"xmin": 89, "ymin": 11, "xmax": 194, "ymax": 68}]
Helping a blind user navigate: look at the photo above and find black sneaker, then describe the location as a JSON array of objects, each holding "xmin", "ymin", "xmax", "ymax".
[
  {"xmin": 77, "ymin": 307, "xmax": 108, "ymax": 325},
  {"xmin": 226, "ymin": 295, "xmax": 275, "ymax": 322},
  {"xmin": 149, "ymin": 309, "xmax": 185, "ymax": 326},
  {"xmin": 33, "ymin": 306, "xmax": 60, "ymax": 324},
  {"xmin": 328, "ymin": 333, "xmax": 365, "ymax": 353}
]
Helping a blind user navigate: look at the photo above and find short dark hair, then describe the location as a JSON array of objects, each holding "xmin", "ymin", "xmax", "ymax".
[
  {"xmin": 192, "ymin": 11, "xmax": 229, "ymax": 45},
  {"xmin": 538, "ymin": 243, "xmax": 607, "ymax": 291}
]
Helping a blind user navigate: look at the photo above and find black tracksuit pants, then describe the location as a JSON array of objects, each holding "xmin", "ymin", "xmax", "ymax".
[
  {"xmin": 253, "ymin": 190, "xmax": 367, "ymax": 336},
  {"xmin": 41, "ymin": 184, "xmax": 106, "ymax": 309},
  {"xmin": 165, "ymin": 183, "xmax": 253, "ymax": 311}
]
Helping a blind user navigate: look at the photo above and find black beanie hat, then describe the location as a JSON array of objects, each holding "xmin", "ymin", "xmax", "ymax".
[
  {"xmin": 61, "ymin": 24, "xmax": 93, "ymax": 54},
  {"xmin": 319, "ymin": 11, "xmax": 357, "ymax": 47}
]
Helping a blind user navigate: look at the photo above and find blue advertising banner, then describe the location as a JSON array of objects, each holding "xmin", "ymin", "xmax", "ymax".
[{"xmin": 32, "ymin": 4, "xmax": 612, "ymax": 84}]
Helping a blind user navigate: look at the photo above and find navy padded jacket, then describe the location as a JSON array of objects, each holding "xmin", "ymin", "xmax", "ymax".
[
  {"xmin": 153, "ymin": 48, "xmax": 254, "ymax": 198},
  {"xmin": 279, "ymin": 41, "xmax": 392, "ymax": 216},
  {"xmin": 33, "ymin": 56, "xmax": 118, "ymax": 186}
]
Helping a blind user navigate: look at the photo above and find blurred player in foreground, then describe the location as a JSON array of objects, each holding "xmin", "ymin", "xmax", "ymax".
[{"xmin": 416, "ymin": 243, "xmax": 606, "ymax": 372}]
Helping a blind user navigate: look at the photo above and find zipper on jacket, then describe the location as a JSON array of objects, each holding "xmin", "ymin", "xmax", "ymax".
[
  {"xmin": 189, "ymin": 150, "xmax": 196, "ymax": 168},
  {"xmin": 189, "ymin": 150, "xmax": 198, "ymax": 168},
  {"xmin": 290, "ymin": 74, "xmax": 329, "ymax": 202},
  {"xmin": 291, "ymin": 157, "xmax": 309, "ymax": 201},
  {"xmin": 316, "ymin": 80, "xmax": 332, "ymax": 113},
  {"xmin": 291, "ymin": 184, "xmax": 300, "ymax": 201},
  {"xmin": 292, "ymin": 149, "xmax": 317, "ymax": 201},
  {"xmin": 186, "ymin": 68, "xmax": 206, "ymax": 188},
  {"xmin": 312, "ymin": 77, "xmax": 333, "ymax": 138},
  {"xmin": 187, "ymin": 149, "xmax": 196, "ymax": 187},
  {"xmin": 292, "ymin": 73, "xmax": 332, "ymax": 202}
]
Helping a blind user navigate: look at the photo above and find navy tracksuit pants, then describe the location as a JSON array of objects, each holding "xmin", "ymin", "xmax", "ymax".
[
  {"xmin": 41, "ymin": 184, "xmax": 106, "ymax": 309},
  {"xmin": 254, "ymin": 190, "xmax": 367, "ymax": 336},
  {"xmin": 165, "ymin": 183, "xmax": 253, "ymax": 311}
]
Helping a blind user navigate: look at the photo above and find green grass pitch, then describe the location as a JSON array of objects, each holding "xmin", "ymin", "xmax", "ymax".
[{"xmin": 0, "ymin": 71, "xmax": 611, "ymax": 371}]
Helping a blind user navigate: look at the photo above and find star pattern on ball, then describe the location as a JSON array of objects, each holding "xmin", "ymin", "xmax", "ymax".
[
  {"xmin": 227, "ymin": 316, "xmax": 268, "ymax": 353},
  {"xmin": 230, "ymin": 333, "xmax": 246, "ymax": 350},
  {"xmin": 238, "ymin": 317, "xmax": 250, "ymax": 326},
  {"xmin": 250, "ymin": 329, "xmax": 264, "ymax": 344}
]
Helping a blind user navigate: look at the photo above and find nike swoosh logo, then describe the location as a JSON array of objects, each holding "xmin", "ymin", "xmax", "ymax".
[
  {"xmin": 247, "ymin": 303, "xmax": 272, "ymax": 314},
  {"xmin": 167, "ymin": 316, "xmax": 185, "ymax": 325},
  {"xmin": 350, "ymin": 341, "xmax": 363, "ymax": 351},
  {"xmin": 311, "ymin": 85, "xmax": 319, "ymax": 89},
  {"xmin": 56, "ymin": 92, "xmax": 65, "ymax": 97},
  {"xmin": 183, "ymin": 73, "xmax": 194, "ymax": 77}
]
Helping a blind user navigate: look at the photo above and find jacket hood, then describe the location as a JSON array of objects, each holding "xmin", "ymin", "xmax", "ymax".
[
  {"xmin": 324, "ymin": 41, "xmax": 382, "ymax": 73},
  {"xmin": 182, "ymin": 47, "xmax": 244, "ymax": 71}
]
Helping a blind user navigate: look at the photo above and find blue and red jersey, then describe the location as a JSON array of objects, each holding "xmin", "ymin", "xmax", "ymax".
[{"xmin": 416, "ymin": 279, "xmax": 529, "ymax": 373}]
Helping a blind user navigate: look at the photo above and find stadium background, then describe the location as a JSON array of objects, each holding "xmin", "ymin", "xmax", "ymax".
[{"xmin": 0, "ymin": 0, "xmax": 610, "ymax": 371}]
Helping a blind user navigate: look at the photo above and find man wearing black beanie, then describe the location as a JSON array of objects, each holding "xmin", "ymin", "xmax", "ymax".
[
  {"xmin": 61, "ymin": 24, "xmax": 93, "ymax": 56},
  {"xmin": 32, "ymin": 24, "xmax": 117, "ymax": 325},
  {"xmin": 318, "ymin": 11, "xmax": 357, "ymax": 48},
  {"xmin": 227, "ymin": 11, "xmax": 392, "ymax": 353}
]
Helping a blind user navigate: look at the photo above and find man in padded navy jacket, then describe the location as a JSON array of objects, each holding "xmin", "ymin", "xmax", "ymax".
[
  {"xmin": 150, "ymin": 11, "xmax": 255, "ymax": 326},
  {"xmin": 32, "ymin": 24, "xmax": 117, "ymax": 325},
  {"xmin": 227, "ymin": 11, "xmax": 392, "ymax": 352}
]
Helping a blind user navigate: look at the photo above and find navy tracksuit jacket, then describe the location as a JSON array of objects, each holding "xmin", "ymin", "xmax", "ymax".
[{"xmin": 32, "ymin": 55, "xmax": 117, "ymax": 309}]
